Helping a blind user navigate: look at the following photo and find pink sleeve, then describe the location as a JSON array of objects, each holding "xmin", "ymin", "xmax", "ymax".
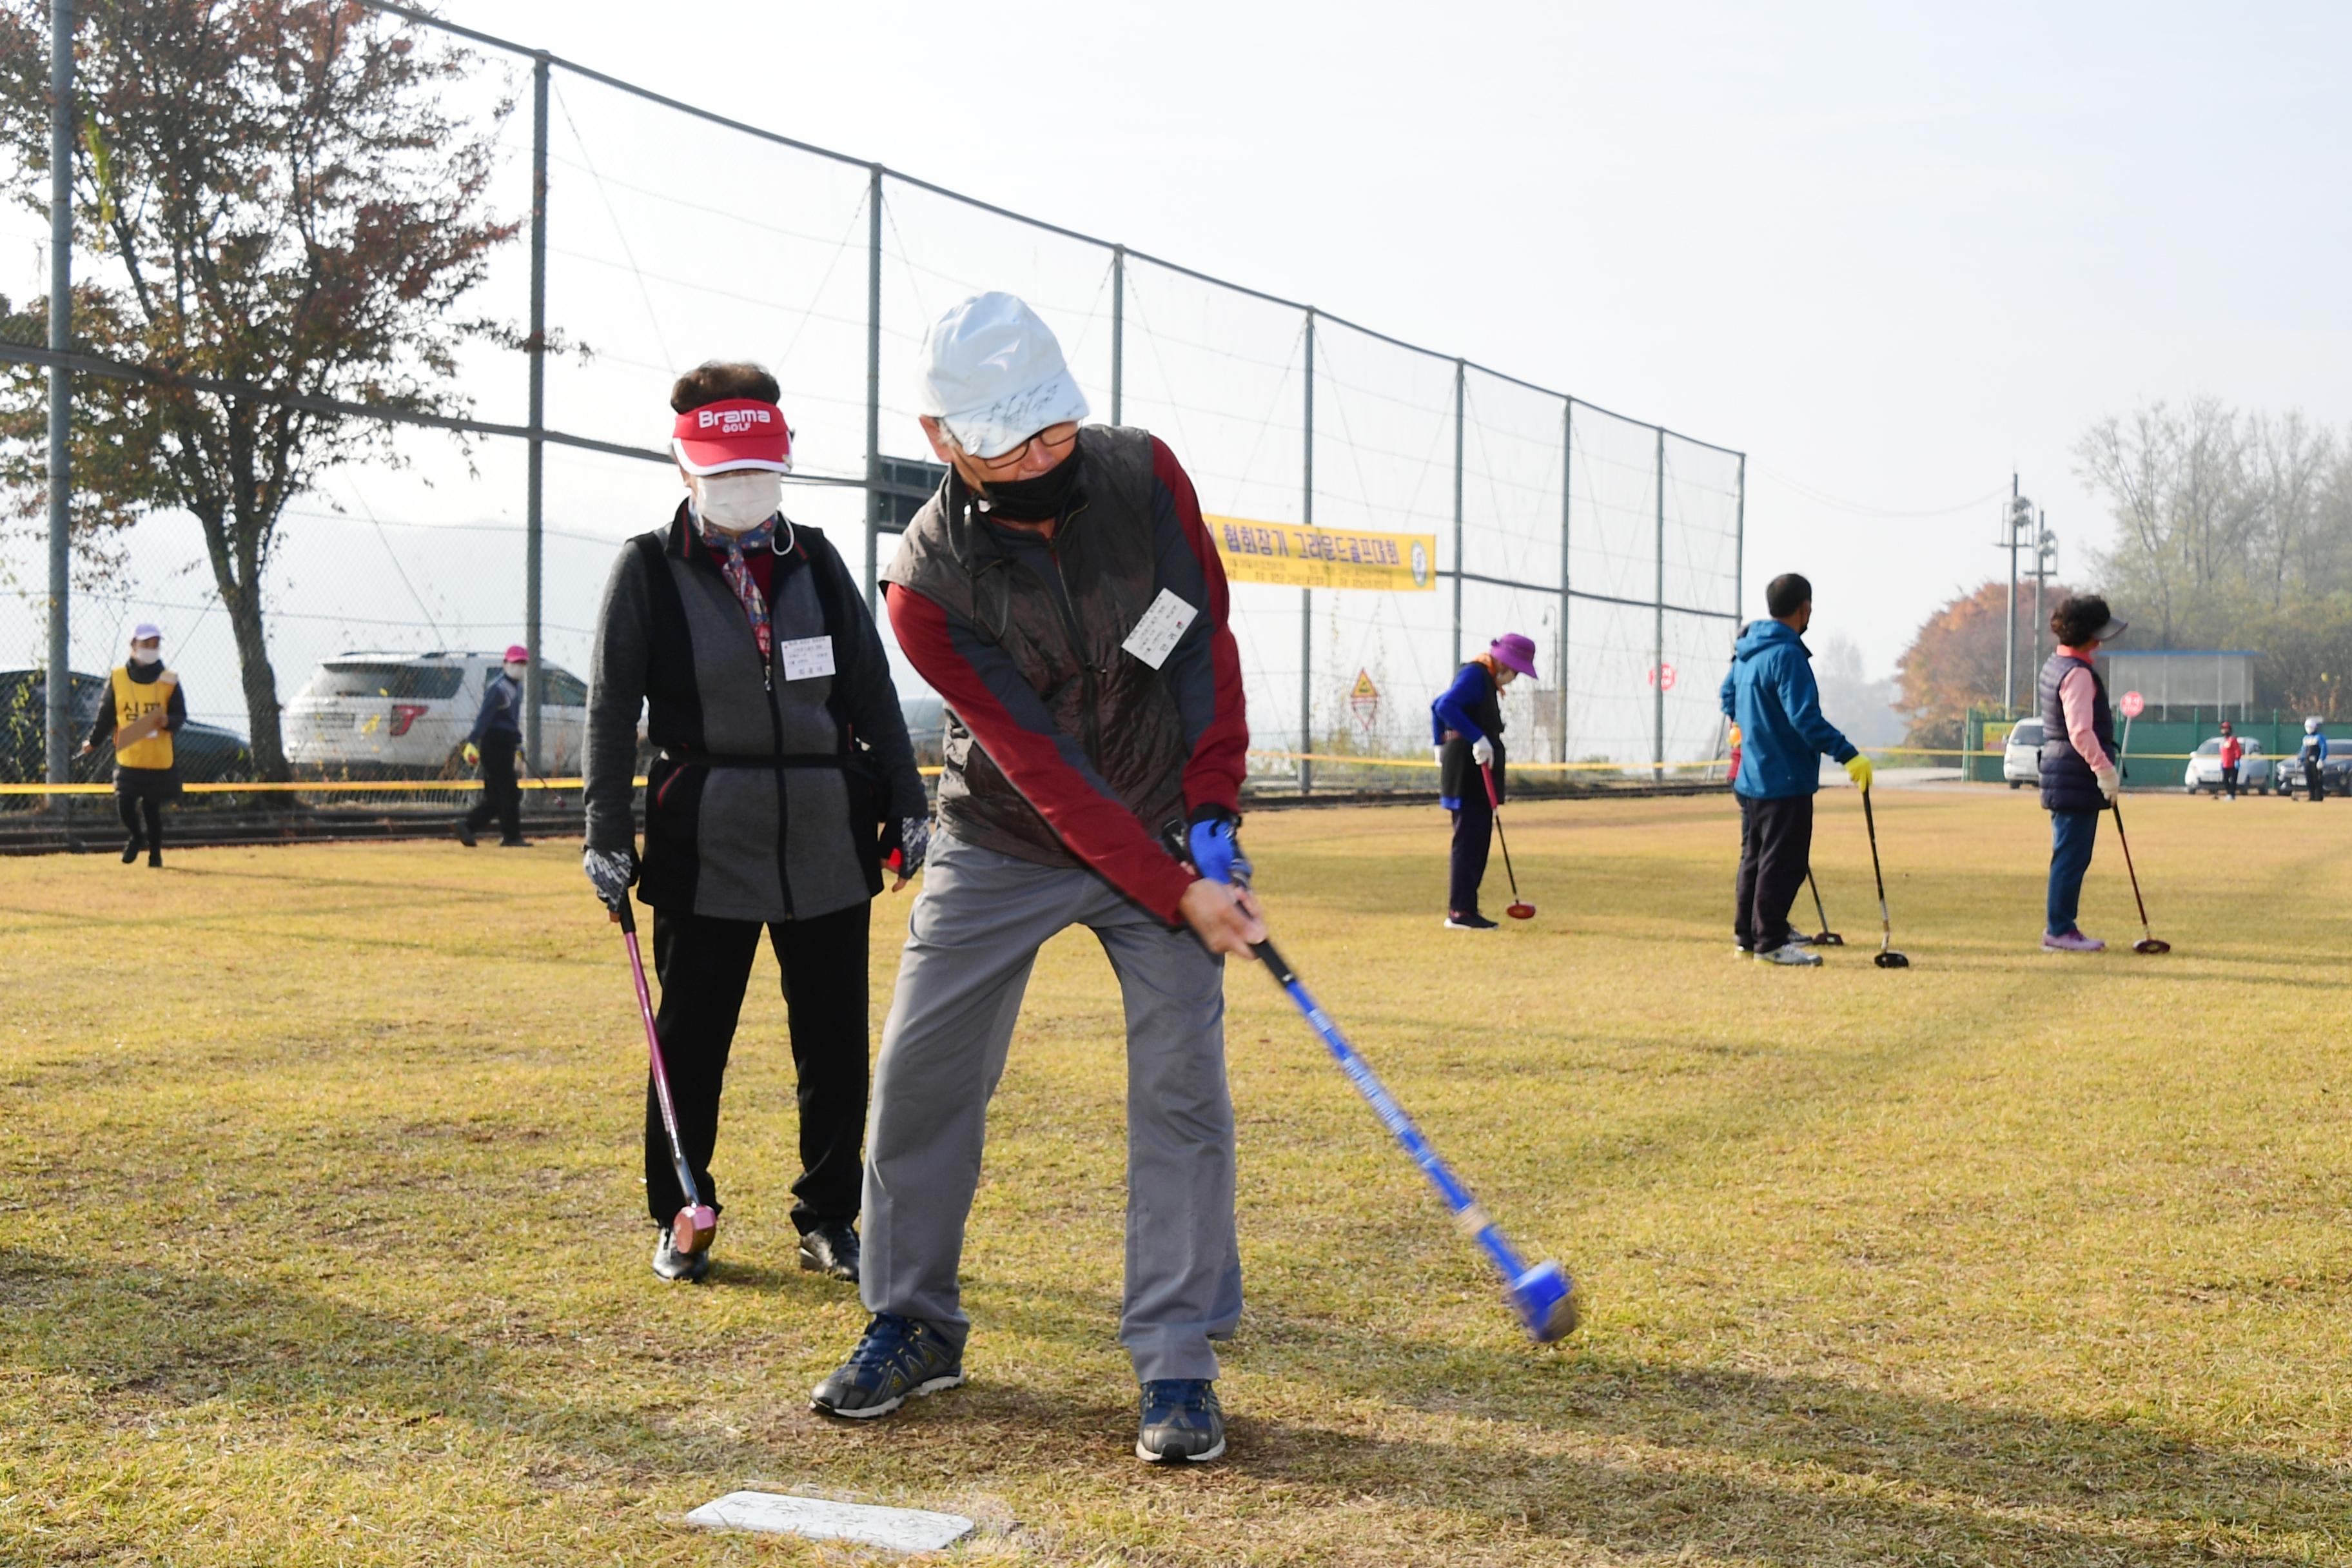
[{"xmin": 2059, "ymin": 668, "xmax": 2109, "ymax": 770}]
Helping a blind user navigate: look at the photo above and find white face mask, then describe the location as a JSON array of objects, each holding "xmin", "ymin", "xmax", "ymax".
[
  {"xmin": 504, "ymin": 662, "xmax": 527, "ymax": 682},
  {"xmin": 130, "ymin": 645, "xmax": 161, "ymax": 666},
  {"xmin": 695, "ymin": 471, "xmax": 783, "ymax": 532}
]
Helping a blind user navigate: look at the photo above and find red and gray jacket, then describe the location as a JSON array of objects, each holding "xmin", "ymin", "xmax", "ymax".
[{"xmin": 882, "ymin": 426, "xmax": 1248, "ymax": 923}]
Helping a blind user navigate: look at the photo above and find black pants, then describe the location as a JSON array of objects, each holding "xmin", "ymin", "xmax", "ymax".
[
  {"xmin": 2308, "ymin": 762, "xmax": 2326, "ymax": 802},
  {"xmin": 116, "ymin": 792, "xmax": 162, "ymax": 852},
  {"xmin": 2220, "ymin": 763, "xmax": 2237, "ymax": 799},
  {"xmin": 464, "ymin": 732, "xmax": 522, "ymax": 841},
  {"xmin": 1449, "ymin": 787, "xmax": 1493, "ymax": 916},
  {"xmin": 645, "ymin": 899, "xmax": 872, "ymax": 1234},
  {"xmin": 1735, "ymin": 793, "xmax": 1814, "ymax": 952}
]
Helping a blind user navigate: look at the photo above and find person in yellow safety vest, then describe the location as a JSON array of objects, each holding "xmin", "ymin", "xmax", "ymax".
[{"xmin": 78, "ymin": 622, "xmax": 186, "ymax": 868}]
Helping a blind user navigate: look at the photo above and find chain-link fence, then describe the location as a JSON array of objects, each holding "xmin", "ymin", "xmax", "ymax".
[{"xmin": 1, "ymin": 0, "xmax": 1742, "ymax": 818}]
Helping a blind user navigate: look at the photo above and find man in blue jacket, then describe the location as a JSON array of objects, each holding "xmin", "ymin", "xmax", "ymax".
[{"xmin": 1719, "ymin": 573, "xmax": 1871, "ymax": 965}]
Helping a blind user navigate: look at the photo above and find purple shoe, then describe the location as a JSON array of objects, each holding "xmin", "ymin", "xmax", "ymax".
[{"xmin": 2042, "ymin": 930, "xmax": 2106, "ymax": 954}]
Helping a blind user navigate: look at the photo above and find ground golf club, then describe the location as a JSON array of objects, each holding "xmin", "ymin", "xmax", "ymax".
[
  {"xmin": 1247, "ymin": 918, "xmax": 1580, "ymax": 1342},
  {"xmin": 1805, "ymin": 869, "xmax": 1845, "ymax": 945},
  {"xmin": 1859, "ymin": 786, "xmax": 1910, "ymax": 969},
  {"xmin": 1480, "ymin": 761, "xmax": 1536, "ymax": 919},
  {"xmin": 614, "ymin": 901, "xmax": 718, "ymax": 1257},
  {"xmin": 2110, "ymin": 798, "xmax": 2171, "ymax": 954}
]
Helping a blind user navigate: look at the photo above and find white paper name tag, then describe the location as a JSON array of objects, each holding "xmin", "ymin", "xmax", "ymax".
[
  {"xmin": 778, "ymin": 636, "xmax": 836, "ymax": 681},
  {"xmin": 1121, "ymin": 589, "xmax": 1199, "ymax": 671}
]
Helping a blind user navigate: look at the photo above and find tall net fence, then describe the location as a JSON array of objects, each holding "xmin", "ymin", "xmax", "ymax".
[{"xmin": 0, "ymin": 2, "xmax": 1741, "ymax": 816}]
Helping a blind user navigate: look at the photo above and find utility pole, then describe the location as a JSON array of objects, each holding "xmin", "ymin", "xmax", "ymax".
[
  {"xmin": 2030, "ymin": 510, "xmax": 2057, "ymax": 678},
  {"xmin": 2000, "ymin": 474, "xmax": 2033, "ymax": 714},
  {"xmin": 43, "ymin": 0, "xmax": 73, "ymax": 790}
]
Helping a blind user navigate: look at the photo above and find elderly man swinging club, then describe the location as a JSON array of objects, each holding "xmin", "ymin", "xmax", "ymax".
[{"xmin": 809, "ymin": 293, "xmax": 1261, "ymax": 1467}]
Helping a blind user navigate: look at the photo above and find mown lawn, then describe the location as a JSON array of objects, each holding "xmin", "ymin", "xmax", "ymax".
[{"xmin": 2, "ymin": 787, "xmax": 2347, "ymax": 1565}]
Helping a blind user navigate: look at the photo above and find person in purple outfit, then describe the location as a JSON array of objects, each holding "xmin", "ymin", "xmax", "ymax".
[{"xmin": 1430, "ymin": 633, "xmax": 1540, "ymax": 929}]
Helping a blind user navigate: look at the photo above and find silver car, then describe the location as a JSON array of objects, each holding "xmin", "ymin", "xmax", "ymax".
[
  {"xmin": 2003, "ymin": 720, "xmax": 2044, "ymax": 789},
  {"xmin": 2182, "ymin": 736, "xmax": 2269, "ymax": 794},
  {"xmin": 284, "ymin": 651, "xmax": 587, "ymax": 775}
]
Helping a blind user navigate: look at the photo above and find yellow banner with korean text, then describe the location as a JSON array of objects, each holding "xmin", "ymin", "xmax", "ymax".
[{"xmin": 1205, "ymin": 514, "xmax": 1437, "ymax": 592}]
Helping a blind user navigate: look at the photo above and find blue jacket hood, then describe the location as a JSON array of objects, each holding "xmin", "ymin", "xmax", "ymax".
[
  {"xmin": 1720, "ymin": 618, "xmax": 1855, "ymax": 799},
  {"xmin": 1734, "ymin": 618, "xmax": 1803, "ymax": 663}
]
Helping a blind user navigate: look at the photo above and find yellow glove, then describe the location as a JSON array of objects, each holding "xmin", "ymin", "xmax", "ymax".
[
  {"xmin": 1843, "ymin": 754, "xmax": 1874, "ymax": 790},
  {"xmin": 463, "ymin": 741, "xmax": 481, "ymax": 768}
]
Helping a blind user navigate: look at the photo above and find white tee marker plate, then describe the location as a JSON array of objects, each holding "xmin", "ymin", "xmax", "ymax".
[{"xmin": 685, "ymin": 1492, "xmax": 975, "ymax": 1552}]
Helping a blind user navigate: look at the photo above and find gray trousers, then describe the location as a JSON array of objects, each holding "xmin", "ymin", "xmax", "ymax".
[{"xmin": 860, "ymin": 831, "xmax": 1242, "ymax": 1382}]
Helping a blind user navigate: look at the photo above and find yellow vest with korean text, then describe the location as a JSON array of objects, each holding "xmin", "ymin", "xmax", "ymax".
[{"xmin": 108, "ymin": 665, "xmax": 177, "ymax": 769}]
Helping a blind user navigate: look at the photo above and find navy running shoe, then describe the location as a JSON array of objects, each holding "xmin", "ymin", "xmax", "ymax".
[
  {"xmin": 810, "ymin": 1313, "xmax": 965, "ymax": 1420},
  {"xmin": 1135, "ymin": 1378, "xmax": 1225, "ymax": 1464}
]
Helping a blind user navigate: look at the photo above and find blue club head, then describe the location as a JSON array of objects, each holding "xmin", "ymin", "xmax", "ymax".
[{"xmin": 1509, "ymin": 1259, "xmax": 1583, "ymax": 1343}]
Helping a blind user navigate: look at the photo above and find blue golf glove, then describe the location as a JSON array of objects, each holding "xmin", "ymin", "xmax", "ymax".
[
  {"xmin": 583, "ymin": 845, "xmax": 636, "ymax": 911},
  {"xmin": 1187, "ymin": 810, "xmax": 1250, "ymax": 887}
]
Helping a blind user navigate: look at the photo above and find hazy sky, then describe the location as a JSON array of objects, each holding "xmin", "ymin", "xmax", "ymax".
[{"xmin": 466, "ymin": 0, "xmax": 2350, "ymax": 676}]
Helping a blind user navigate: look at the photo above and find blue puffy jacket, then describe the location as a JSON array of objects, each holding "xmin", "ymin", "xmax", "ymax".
[{"xmin": 1718, "ymin": 619, "xmax": 1856, "ymax": 799}]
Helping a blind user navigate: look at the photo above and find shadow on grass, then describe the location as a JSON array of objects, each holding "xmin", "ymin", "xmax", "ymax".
[{"xmin": 6, "ymin": 1250, "xmax": 2342, "ymax": 1564}]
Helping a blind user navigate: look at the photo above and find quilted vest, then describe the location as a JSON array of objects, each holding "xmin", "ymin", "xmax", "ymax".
[{"xmin": 2037, "ymin": 649, "xmax": 2113, "ymax": 814}]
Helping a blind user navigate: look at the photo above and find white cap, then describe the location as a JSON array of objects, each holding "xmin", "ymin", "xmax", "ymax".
[
  {"xmin": 916, "ymin": 292, "xmax": 1090, "ymax": 460},
  {"xmin": 132, "ymin": 622, "xmax": 162, "ymax": 642}
]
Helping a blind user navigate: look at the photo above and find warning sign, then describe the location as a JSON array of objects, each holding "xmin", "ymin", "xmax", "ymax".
[{"xmin": 1349, "ymin": 669, "xmax": 1379, "ymax": 725}]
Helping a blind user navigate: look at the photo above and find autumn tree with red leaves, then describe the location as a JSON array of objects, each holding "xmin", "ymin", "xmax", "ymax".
[
  {"xmin": 0, "ymin": 1, "xmax": 514, "ymax": 778},
  {"xmin": 1892, "ymin": 579, "xmax": 2077, "ymax": 750}
]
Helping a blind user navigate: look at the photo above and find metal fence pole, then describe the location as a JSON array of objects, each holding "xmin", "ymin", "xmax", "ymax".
[
  {"xmin": 1298, "ymin": 308, "xmax": 1314, "ymax": 795},
  {"xmin": 863, "ymin": 164, "xmax": 883, "ymax": 610},
  {"xmin": 1652, "ymin": 427, "xmax": 1665, "ymax": 783},
  {"xmin": 43, "ymin": 0, "xmax": 73, "ymax": 790},
  {"xmin": 523, "ymin": 52, "xmax": 549, "ymax": 763},
  {"xmin": 1110, "ymin": 244, "xmax": 1124, "ymax": 426},
  {"xmin": 1451, "ymin": 358, "xmax": 1465, "ymax": 669},
  {"xmin": 1733, "ymin": 449, "xmax": 1746, "ymax": 625},
  {"xmin": 1558, "ymin": 399, "xmax": 1571, "ymax": 765}
]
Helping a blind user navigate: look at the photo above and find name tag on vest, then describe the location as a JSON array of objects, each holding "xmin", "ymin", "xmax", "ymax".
[
  {"xmin": 1121, "ymin": 589, "xmax": 1198, "ymax": 671},
  {"xmin": 779, "ymin": 636, "xmax": 836, "ymax": 681}
]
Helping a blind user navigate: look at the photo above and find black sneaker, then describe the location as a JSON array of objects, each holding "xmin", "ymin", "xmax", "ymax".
[
  {"xmin": 651, "ymin": 1226, "xmax": 711, "ymax": 1284},
  {"xmin": 810, "ymin": 1313, "xmax": 965, "ymax": 1420},
  {"xmin": 121, "ymin": 840, "xmax": 140, "ymax": 864},
  {"xmin": 798, "ymin": 1223, "xmax": 860, "ymax": 1282},
  {"xmin": 1444, "ymin": 912, "xmax": 1499, "ymax": 930},
  {"xmin": 454, "ymin": 820, "xmax": 477, "ymax": 848},
  {"xmin": 1136, "ymin": 1378, "xmax": 1225, "ymax": 1464},
  {"xmin": 146, "ymin": 849, "xmax": 162, "ymax": 868},
  {"xmin": 497, "ymin": 836, "xmax": 532, "ymax": 848}
]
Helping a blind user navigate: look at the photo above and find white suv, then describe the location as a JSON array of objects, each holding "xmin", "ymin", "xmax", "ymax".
[
  {"xmin": 2002, "ymin": 720, "xmax": 2044, "ymax": 788},
  {"xmin": 284, "ymin": 651, "xmax": 587, "ymax": 776}
]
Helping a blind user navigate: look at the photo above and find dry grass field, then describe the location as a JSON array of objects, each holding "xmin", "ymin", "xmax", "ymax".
[{"xmin": 2, "ymin": 786, "xmax": 2347, "ymax": 1565}]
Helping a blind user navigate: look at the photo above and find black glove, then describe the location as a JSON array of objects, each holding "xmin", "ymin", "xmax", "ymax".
[{"xmin": 583, "ymin": 845, "xmax": 637, "ymax": 911}]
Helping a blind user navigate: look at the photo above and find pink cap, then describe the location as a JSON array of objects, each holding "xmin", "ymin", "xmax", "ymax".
[
  {"xmin": 671, "ymin": 398, "xmax": 794, "ymax": 476},
  {"xmin": 504, "ymin": 645, "xmax": 529, "ymax": 663},
  {"xmin": 1489, "ymin": 632, "xmax": 1538, "ymax": 681}
]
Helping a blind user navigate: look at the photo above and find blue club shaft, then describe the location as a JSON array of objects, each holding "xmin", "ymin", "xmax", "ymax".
[{"xmin": 1259, "ymin": 943, "xmax": 1533, "ymax": 1287}]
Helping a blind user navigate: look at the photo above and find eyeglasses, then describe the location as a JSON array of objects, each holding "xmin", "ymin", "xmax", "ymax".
[{"xmin": 965, "ymin": 422, "xmax": 1078, "ymax": 477}]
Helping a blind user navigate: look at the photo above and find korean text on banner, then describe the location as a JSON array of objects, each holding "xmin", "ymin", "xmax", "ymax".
[{"xmin": 1206, "ymin": 515, "xmax": 1437, "ymax": 592}]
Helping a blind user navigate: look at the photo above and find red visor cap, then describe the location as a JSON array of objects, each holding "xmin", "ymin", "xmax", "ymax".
[{"xmin": 671, "ymin": 398, "xmax": 794, "ymax": 476}]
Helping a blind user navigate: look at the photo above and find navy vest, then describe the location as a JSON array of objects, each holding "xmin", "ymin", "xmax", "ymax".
[{"xmin": 2037, "ymin": 650, "xmax": 2113, "ymax": 814}]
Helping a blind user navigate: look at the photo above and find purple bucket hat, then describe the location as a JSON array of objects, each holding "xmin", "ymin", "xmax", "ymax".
[{"xmin": 1489, "ymin": 632, "xmax": 1538, "ymax": 681}]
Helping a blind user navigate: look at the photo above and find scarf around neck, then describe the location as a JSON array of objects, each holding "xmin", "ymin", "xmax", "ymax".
[{"xmin": 696, "ymin": 511, "xmax": 780, "ymax": 663}]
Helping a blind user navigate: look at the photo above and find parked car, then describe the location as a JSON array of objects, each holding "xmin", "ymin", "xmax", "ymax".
[
  {"xmin": 2271, "ymin": 749, "xmax": 2352, "ymax": 798},
  {"xmin": 2002, "ymin": 720, "xmax": 2044, "ymax": 788},
  {"xmin": 283, "ymin": 651, "xmax": 587, "ymax": 776},
  {"xmin": 2182, "ymin": 736, "xmax": 2271, "ymax": 794},
  {"xmin": 0, "ymin": 669, "xmax": 251, "ymax": 783}
]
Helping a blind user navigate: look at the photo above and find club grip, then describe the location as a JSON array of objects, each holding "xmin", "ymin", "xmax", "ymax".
[
  {"xmin": 1251, "ymin": 937, "xmax": 1294, "ymax": 985},
  {"xmin": 614, "ymin": 897, "xmax": 636, "ymax": 934}
]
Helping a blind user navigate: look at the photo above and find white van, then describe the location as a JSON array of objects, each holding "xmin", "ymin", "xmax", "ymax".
[{"xmin": 284, "ymin": 651, "xmax": 588, "ymax": 775}]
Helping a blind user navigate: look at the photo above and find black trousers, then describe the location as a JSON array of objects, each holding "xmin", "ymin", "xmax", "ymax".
[
  {"xmin": 1449, "ymin": 787, "xmax": 1494, "ymax": 916},
  {"xmin": 2309, "ymin": 763, "xmax": 2327, "ymax": 802},
  {"xmin": 1734, "ymin": 793, "xmax": 1814, "ymax": 952},
  {"xmin": 116, "ymin": 792, "xmax": 162, "ymax": 850},
  {"xmin": 2220, "ymin": 763, "xmax": 2237, "ymax": 799},
  {"xmin": 645, "ymin": 899, "xmax": 872, "ymax": 1234},
  {"xmin": 464, "ymin": 732, "xmax": 522, "ymax": 841}
]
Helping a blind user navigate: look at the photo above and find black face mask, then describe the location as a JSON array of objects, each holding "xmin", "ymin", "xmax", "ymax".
[{"xmin": 974, "ymin": 446, "xmax": 1081, "ymax": 524}]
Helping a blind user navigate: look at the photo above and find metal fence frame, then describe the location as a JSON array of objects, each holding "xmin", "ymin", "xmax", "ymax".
[{"xmin": 20, "ymin": 0, "xmax": 1743, "ymax": 789}]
